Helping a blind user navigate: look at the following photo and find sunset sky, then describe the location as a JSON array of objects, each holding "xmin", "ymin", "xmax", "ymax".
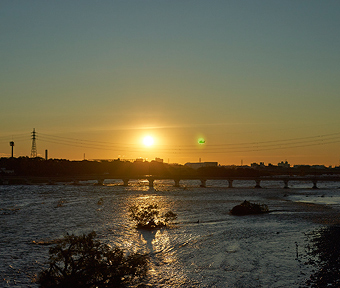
[{"xmin": 1, "ymin": 1, "xmax": 340, "ymax": 166}]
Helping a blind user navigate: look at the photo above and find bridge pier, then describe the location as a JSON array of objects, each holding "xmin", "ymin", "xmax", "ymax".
[
  {"xmin": 97, "ymin": 178, "xmax": 104, "ymax": 185},
  {"xmin": 1, "ymin": 179, "xmax": 9, "ymax": 185},
  {"xmin": 200, "ymin": 179, "xmax": 206, "ymax": 187},
  {"xmin": 228, "ymin": 179, "xmax": 233, "ymax": 188},
  {"xmin": 255, "ymin": 179, "xmax": 262, "ymax": 188},
  {"xmin": 312, "ymin": 180, "xmax": 318, "ymax": 189},
  {"xmin": 148, "ymin": 178, "xmax": 154, "ymax": 187},
  {"xmin": 174, "ymin": 179, "xmax": 180, "ymax": 187},
  {"xmin": 47, "ymin": 179, "xmax": 56, "ymax": 185},
  {"xmin": 72, "ymin": 179, "xmax": 80, "ymax": 185},
  {"xmin": 283, "ymin": 179, "xmax": 289, "ymax": 189},
  {"xmin": 122, "ymin": 179, "xmax": 129, "ymax": 186}
]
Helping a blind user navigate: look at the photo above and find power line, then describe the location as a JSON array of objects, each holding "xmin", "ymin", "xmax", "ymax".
[
  {"xmin": 38, "ymin": 134, "xmax": 137, "ymax": 151},
  {"xmin": 3, "ymin": 129, "xmax": 339, "ymax": 156},
  {"xmin": 36, "ymin": 130, "xmax": 340, "ymax": 154},
  {"xmin": 0, "ymin": 134, "xmax": 29, "ymax": 141},
  {"xmin": 206, "ymin": 132, "xmax": 340, "ymax": 147},
  {"xmin": 38, "ymin": 138, "xmax": 143, "ymax": 152},
  {"xmin": 38, "ymin": 133, "xmax": 127, "ymax": 146},
  {"xmin": 38, "ymin": 131, "xmax": 340, "ymax": 148}
]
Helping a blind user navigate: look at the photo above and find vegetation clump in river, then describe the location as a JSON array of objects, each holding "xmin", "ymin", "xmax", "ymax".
[
  {"xmin": 129, "ymin": 204, "xmax": 177, "ymax": 229},
  {"xmin": 230, "ymin": 200, "xmax": 269, "ymax": 216}
]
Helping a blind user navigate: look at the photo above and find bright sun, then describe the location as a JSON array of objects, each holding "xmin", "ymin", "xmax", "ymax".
[{"xmin": 143, "ymin": 136, "xmax": 154, "ymax": 147}]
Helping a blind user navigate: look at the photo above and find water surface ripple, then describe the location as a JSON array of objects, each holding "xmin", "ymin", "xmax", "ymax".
[{"xmin": 1, "ymin": 180, "xmax": 339, "ymax": 287}]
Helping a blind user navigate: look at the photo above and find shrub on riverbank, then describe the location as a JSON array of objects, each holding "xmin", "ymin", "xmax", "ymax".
[
  {"xmin": 38, "ymin": 231, "xmax": 148, "ymax": 288},
  {"xmin": 304, "ymin": 225, "xmax": 340, "ymax": 287}
]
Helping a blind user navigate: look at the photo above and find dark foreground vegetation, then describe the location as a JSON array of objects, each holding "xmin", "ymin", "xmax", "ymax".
[
  {"xmin": 38, "ymin": 232, "xmax": 148, "ymax": 288},
  {"xmin": 303, "ymin": 225, "xmax": 340, "ymax": 287},
  {"xmin": 38, "ymin": 204, "xmax": 177, "ymax": 287}
]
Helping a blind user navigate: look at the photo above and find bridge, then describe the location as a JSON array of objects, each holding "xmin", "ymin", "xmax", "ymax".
[
  {"xmin": 142, "ymin": 175, "xmax": 340, "ymax": 189},
  {"xmin": 1, "ymin": 175, "xmax": 340, "ymax": 189}
]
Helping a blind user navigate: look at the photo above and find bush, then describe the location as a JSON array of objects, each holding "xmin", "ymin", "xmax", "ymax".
[
  {"xmin": 304, "ymin": 225, "xmax": 340, "ymax": 287},
  {"xmin": 230, "ymin": 200, "xmax": 269, "ymax": 216},
  {"xmin": 129, "ymin": 204, "xmax": 177, "ymax": 229},
  {"xmin": 38, "ymin": 231, "xmax": 148, "ymax": 288}
]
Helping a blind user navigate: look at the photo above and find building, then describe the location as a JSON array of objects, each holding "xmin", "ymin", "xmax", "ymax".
[
  {"xmin": 278, "ymin": 161, "xmax": 290, "ymax": 168},
  {"xmin": 185, "ymin": 162, "xmax": 218, "ymax": 170}
]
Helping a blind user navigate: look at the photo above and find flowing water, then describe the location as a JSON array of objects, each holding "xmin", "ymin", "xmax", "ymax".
[{"xmin": 1, "ymin": 180, "xmax": 340, "ymax": 287}]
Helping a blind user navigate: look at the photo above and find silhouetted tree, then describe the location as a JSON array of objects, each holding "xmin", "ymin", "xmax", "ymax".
[
  {"xmin": 304, "ymin": 225, "xmax": 340, "ymax": 287},
  {"xmin": 38, "ymin": 231, "xmax": 148, "ymax": 288},
  {"xmin": 129, "ymin": 204, "xmax": 177, "ymax": 229}
]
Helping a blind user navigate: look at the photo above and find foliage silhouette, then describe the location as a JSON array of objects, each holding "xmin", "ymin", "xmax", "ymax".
[
  {"xmin": 230, "ymin": 200, "xmax": 269, "ymax": 215},
  {"xmin": 38, "ymin": 231, "xmax": 148, "ymax": 288},
  {"xmin": 304, "ymin": 225, "xmax": 340, "ymax": 287},
  {"xmin": 129, "ymin": 204, "xmax": 177, "ymax": 229}
]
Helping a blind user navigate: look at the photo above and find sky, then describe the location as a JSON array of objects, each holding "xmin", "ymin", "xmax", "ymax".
[{"xmin": 1, "ymin": 0, "xmax": 340, "ymax": 166}]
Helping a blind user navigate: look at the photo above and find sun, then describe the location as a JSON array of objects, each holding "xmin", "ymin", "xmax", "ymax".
[{"xmin": 143, "ymin": 136, "xmax": 154, "ymax": 147}]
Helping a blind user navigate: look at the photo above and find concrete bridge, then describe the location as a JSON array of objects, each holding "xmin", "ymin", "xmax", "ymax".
[
  {"xmin": 142, "ymin": 176, "xmax": 340, "ymax": 189},
  {"xmin": 2, "ymin": 175, "xmax": 340, "ymax": 189}
]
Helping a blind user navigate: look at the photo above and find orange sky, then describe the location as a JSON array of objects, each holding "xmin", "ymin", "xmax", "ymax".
[{"xmin": 1, "ymin": 1, "xmax": 340, "ymax": 166}]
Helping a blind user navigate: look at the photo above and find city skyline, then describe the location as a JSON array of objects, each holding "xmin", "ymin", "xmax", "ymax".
[{"xmin": 1, "ymin": 1, "xmax": 340, "ymax": 166}]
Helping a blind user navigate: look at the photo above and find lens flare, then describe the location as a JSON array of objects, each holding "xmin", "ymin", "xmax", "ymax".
[{"xmin": 198, "ymin": 138, "xmax": 205, "ymax": 144}]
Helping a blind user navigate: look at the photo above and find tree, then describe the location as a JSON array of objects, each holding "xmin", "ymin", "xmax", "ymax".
[
  {"xmin": 38, "ymin": 231, "xmax": 148, "ymax": 288},
  {"xmin": 129, "ymin": 204, "xmax": 177, "ymax": 229},
  {"xmin": 304, "ymin": 225, "xmax": 340, "ymax": 287}
]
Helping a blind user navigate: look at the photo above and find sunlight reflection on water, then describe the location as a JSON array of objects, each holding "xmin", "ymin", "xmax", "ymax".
[{"xmin": 1, "ymin": 181, "xmax": 340, "ymax": 287}]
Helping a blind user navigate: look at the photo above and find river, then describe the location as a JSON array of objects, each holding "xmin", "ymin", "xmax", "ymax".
[{"xmin": 1, "ymin": 179, "xmax": 340, "ymax": 287}]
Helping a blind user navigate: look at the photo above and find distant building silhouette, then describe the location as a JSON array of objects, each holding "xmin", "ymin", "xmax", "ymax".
[
  {"xmin": 278, "ymin": 161, "xmax": 290, "ymax": 168},
  {"xmin": 185, "ymin": 162, "xmax": 218, "ymax": 169}
]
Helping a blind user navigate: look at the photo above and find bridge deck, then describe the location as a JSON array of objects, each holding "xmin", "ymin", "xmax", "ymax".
[{"xmin": 2, "ymin": 175, "xmax": 340, "ymax": 188}]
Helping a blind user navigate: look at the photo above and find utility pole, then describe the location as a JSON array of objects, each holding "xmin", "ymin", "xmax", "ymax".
[
  {"xmin": 9, "ymin": 141, "xmax": 14, "ymax": 158},
  {"xmin": 31, "ymin": 128, "xmax": 37, "ymax": 158}
]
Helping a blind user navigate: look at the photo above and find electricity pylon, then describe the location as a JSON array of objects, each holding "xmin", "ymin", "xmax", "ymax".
[{"xmin": 31, "ymin": 128, "xmax": 37, "ymax": 158}]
